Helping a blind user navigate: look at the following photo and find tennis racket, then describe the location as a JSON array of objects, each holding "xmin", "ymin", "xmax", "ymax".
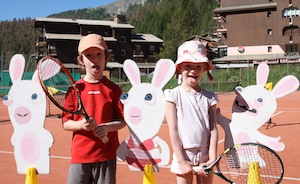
[
  {"xmin": 192, "ymin": 142, "xmax": 284, "ymax": 184},
  {"xmin": 37, "ymin": 56, "xmax": 109, "ymax": 143}
]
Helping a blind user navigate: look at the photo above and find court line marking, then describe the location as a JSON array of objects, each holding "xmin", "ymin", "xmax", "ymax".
[{"xmin": 0, "ymin": 150, "xmax": 299, "ymax": 181}]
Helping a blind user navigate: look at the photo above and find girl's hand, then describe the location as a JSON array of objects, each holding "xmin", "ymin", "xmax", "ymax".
[
  {"xmin": 179, "ymin": 160, "xmax": 193, "ymax": 175},
  {"xmin": 194, "ymin": 160, "xmax": 213, "ymax": 176}
]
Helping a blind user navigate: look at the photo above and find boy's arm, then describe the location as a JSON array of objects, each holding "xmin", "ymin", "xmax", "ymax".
[
  {"xmin": 62, "ymin": 117, "xmax": 97, "ymax": 132},
  {"xmin": 93, "ymin": 119, "xmax": 126, "ymax": 139},
  {"xmin": 102, "ymin": 119, "xmax": 126, "ymax": 132}
]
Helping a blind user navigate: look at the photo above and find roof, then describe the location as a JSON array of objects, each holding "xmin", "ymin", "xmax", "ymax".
[
  {"xmin": 77, "ymin": 19, "xmax": 134, "ymax": 29},
  {"xmin": 106, "ymin": 62, "xmax": 123, "ymax": 69},
  {"xmin": 44, "ymin": 33, "xmax": 117, "ymax": 42},
  {"xmin": 35, "ymin": 17, "xmax": 78, "ymax": 24},
  {"xmin": 34, "ymin": 17, "xmax": 135, "ymax": 29},
  {"xmin": 44, "ymin": 33, "xmax": 161, "ymax": 43},
  {"xmin": 136, "ymin": 62, "xmax": 157, "ymax": 68},
  {"xmin": 213, "ymin": 2, "xmax": 277, "ymax": 14},
  {"xmin": 132, "ymin": 34, "xmax": 163, "ymax": 43},
  {"xmin": 64, "ymin": 63, "xmax": 81, "ymax": 69}
]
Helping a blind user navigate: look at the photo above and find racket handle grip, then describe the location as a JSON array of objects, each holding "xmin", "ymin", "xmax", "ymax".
[
  {"xmin": 101, "ymin": 136, "xmax": 109, "ymax": 144},
  {"xmin": 192, "ymin": 166, "xmax": 201, "ymax": 172},
  {"xmin": 192, "ymin": 166, "xmax": 209, "ymax": 173}
]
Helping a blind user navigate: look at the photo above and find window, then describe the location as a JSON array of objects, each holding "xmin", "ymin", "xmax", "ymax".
[
  {"xmin": 121, "ymin": 49, "xmax": 126, "ymax": 56},
  {"xmin": 218, "ymin": 47, "xmax": 227, "ymax": 57},
  {"xmin": 286, "ymin": 44, "xmax": 298, "ymax": 53},
  {"xmin": 136, "ymin": 45, "xmax": 141, "ymax": 52},
  {"xmin": 268, "ymin": 46, "xmax": 272, "ymax": 52},
  {"xmin": 268, "ymin": 29, "xmax": 272, "ymax": 35},
  {"xmin": 149, "ymin": 45, "xmax": 155, "ymax": 55},
  {"xmin": 282, "ymin": 8, "xmax": 300, "ymax": 17},
  {"xmin": 121, "ymin": 36, "xmax": 126, "ymax": 43}
]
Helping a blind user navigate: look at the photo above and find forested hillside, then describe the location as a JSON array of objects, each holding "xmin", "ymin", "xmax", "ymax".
[
  {"xmin": 126, "ymin": 0, "xmax": 218, "ymax": 61},
  {"xmin": 0, "ymin": 18, "xmax": 38, "ymax": 64},
  {"xmin": 0, "ymin": 0, "xmax": 218, "ymax": 66}
]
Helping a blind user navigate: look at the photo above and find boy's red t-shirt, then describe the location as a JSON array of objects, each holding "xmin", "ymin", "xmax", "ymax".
[{"xmin": 62, "ymin": 77, "xmax": 124, "ymax": 163}]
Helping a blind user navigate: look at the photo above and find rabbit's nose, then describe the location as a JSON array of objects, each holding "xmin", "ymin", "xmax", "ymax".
[
  {"xmin": 128, "ymin": 107, "xmax": 142, "ymax": 124},
  {"xmin": 15, "ymin": 107, "xmax": 32, "ymax": 124}
]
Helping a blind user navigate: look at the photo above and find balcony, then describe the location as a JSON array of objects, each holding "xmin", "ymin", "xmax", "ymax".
[{"xmin": 133, "ymin": 50, "xmax": 144, "ymax": 57}]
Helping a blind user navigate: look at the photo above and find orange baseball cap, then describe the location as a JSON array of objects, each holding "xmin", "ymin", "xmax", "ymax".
[{"xmin": 78, "ymin": 34, "xmax": 108, "ymax": 54}]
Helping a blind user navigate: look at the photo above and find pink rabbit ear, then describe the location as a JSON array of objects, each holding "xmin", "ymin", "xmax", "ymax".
[
  {"xmin": 256, "ymin": 62, "xmax": 269, "ymax": 86},
  {"xmin": 151, "ymin": 59, "xmax": 175, "ymax": 89},
  {"xmin": 271, "ymin": 75, "xmax": 299, "ymax": 99},
  {"xmin": 9, "ymin": 54, "xmax": 26, "ymax": 83},
  {"xmin": 123, "ymin": 59, "xmax": 141, "ymax": 86},
  {"xmin": 32, "ymin": 70, "xmax": 40, "ymax": 84}
]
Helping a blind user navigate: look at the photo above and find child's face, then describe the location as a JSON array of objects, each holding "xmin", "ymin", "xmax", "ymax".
[
  {"xmin": 81, "ymin": 47, "xmax": 106, "ymax": 77},
  {"xmin": 179, "ymin": 62, "xmax": 207, "ymax": 85}
]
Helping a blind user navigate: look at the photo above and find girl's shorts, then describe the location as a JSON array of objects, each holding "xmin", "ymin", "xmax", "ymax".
[{"xmin": 170, "ymin": 147, "xmax": 208, "ymax": 174}]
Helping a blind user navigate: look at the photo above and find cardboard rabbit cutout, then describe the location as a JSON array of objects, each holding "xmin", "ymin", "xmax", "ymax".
[
  {"xmin": 2, "ymin": 54, "xmax": 54, "ymax": 174},
  {"xmin": 117, "ymin": 59, "xmax": 175, "ymax": 171},
  {"xmin": 218, "ymin": 62, "xmax": 299, "ymax": 167}
]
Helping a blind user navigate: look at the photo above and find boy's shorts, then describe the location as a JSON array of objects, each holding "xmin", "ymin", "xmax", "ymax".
[{"xmin": 67, "ymin": 159, "xmax": 116, "ymax": 184}]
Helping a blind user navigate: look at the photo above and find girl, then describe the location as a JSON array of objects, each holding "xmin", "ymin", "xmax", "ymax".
[{"xmin": 165, "ymin": 38, "xmax": 218, "ymax": 184}]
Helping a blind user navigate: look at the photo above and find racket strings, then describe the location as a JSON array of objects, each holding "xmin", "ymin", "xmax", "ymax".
[
  {"xmin": 217, "ymin": 144, "xmax": 283, "ymax": 183},
  {"xmin": 39, "ymin": 58, "xmax": 72, "ymax": 108}
]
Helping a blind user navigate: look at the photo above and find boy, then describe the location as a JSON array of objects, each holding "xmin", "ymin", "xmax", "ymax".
[{"xmin": 62, "ymin": 34, "xmax": 126, "ymax": 184}]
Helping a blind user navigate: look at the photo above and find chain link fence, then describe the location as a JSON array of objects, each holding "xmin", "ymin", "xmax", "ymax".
[{"xmin": 1, "ymin": 54, "xmax": 300, "ymax": 96}]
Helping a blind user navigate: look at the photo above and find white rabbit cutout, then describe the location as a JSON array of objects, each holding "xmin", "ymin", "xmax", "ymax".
[
  {"xmin": 217, "ymin": 62, "xmax": 299, "ymax": 167},
  {"xmin": 117, "ymin": 59, "xmax": 175, "ymax": 171},
  {"xmin": 2, "ymin": 54, "xmax": 54, "ymax": 174}
]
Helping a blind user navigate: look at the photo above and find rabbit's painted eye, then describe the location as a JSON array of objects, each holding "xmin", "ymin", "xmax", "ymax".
[
  {"xmin": 145, "ymin": 93, "xmax": 152, "ymax": 101},
  {"xmin": 32, "ymin": 93, "xmax": 38, "ymax": 100},
  {"xmin": 254, "ymin": 97, "xmax": 264, "ymax": 107},
  {"xmin": 31, "ymin": 93, "xmax": 43, "ymax": 104},
  {"xmin": 235, "ymin": 86, "xmax": 243, "ymax": 92},
  {"xmin": 2, "ymin": 95, "xmax": 13, "ymax": 106},
  {"xmin": 257, "ymin": 98, "xmax": 263, "ymax": 103},
  {"xmin": 120, "ymin": 93, "xmax": 129, "ymax": 104},
  {"xmin": 120, "ymin": 93, "xmax": 129, "ymax": 100},
  {"xmin": 144, "ymin": 93, "xmax": 156, "ymax": 105}
]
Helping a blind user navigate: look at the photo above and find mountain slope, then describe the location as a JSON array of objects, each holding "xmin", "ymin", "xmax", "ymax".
[{"xmin": 49, "ymin": 0, "xmax": 148, "ymax": 19}]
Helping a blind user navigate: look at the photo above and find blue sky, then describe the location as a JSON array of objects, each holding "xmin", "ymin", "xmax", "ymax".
[{"xmin": 0, "ymin": 0, "xmax": 117, "ymax": 21}]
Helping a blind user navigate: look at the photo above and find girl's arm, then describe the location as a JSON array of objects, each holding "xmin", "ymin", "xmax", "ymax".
[
  {"xmin": 165, "ymin": 101, "xmax": 193, "ymax": 174},
  {"xmin": 207, "ymin": 105, "xmax": 218, "ymax": 164}
]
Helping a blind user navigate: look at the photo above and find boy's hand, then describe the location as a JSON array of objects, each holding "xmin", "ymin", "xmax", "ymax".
[
  {"xmin": 93, "ymin": 124, "xmax": 108, "ymax": 139},
  {"xmin": 79, "ymin": 117, "xmax": 97, "ymax": 131}
]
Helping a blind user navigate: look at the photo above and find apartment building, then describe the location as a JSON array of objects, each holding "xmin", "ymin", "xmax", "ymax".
[
  {"xmin": 212, "ymin": 0, "xmax": 300, "ymax": 68},
  {"xmin": 34, "ymin": 15, "xmax": 162, "ymax": 77}
]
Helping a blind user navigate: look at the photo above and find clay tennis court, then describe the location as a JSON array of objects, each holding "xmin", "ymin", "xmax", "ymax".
[{"xmin": 1, "ymin": 91, "xmax": 300, "ymax": 183}]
